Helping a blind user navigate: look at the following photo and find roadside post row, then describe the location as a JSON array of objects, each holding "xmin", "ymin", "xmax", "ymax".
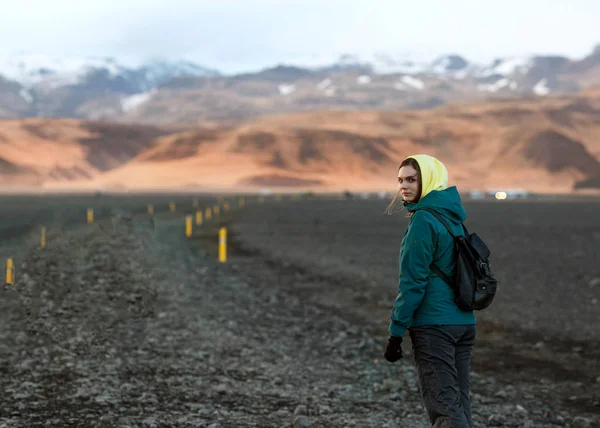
[
  {"xmin": 13, "ymin": 193, "xmax": 319, "ymax": 287},
  {"xmin": 146, "ymin": 197, "xmax": 250, "ymax": 265},
  {"xmin": 175, "ymin": 195, "xmax": 290, "ymax": 263},
  {"xmin": 5, "ymin": 195, "xmax": 260, "ymax": 285},
  {"xmin": 6, "ymin": 193, "xmax": 315, "ymax": 287},
  {"xmin": 161, "ymin": 197, "xmax": 250, "ymax": 266},
  {"xmin": 182, "ymin": 199, "xmax": 244, "ymax": 264}
]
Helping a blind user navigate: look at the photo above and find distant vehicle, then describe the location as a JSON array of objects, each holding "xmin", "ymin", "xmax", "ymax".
[{"xmin": 487, "ymin": 188, "xmax": 528, "ymax": 200}]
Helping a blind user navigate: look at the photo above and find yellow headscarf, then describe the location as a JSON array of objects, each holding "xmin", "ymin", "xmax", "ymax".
[{"xmin": 405, "ymin": 154, "xmax": 448, "ymax": 200}]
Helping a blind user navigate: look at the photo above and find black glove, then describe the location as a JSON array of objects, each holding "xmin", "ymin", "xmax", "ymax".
[{"xmin": 384, "ymin": 336, "xmax": 403, "ymax": 362}]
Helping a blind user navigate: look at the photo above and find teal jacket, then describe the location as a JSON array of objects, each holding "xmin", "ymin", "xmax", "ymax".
[{"xmin": 388, "ymin": 186, "xmax": 476, "ymax": 337}]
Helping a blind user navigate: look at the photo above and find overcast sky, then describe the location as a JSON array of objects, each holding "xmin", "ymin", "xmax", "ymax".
[{"xmin": 1, "ymin": 0, "xmax": 599, "ymax": 73}]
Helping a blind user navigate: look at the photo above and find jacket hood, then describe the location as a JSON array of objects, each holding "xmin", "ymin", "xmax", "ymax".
[
  {"xmin": 405, "ymin": 186, "xmax": 466, "ymax": 224},
  {"xmin": 405, "ymin": 154, "xmax": 448, "ymax": 200}
]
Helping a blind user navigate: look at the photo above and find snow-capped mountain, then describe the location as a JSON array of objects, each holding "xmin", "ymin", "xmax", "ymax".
[
  {"xmin": 300, "ymin": 49, "xmax": 597, "ymax": 95},
  {"xmin": 287, "ymin": 52, "xmax": 435, "ymax": 75},
  {"xmin": 304, "ymin": 51, "xmax": 575, "ymax": 81},
  {"xmin": 0, "ymin": 53, "xmax": 125, "ymax": 88},
  {"xmin": 285, "ymin": 52, "xmax": 517, "ymax": 77},
  {"xmin": 135, "ymin": 59, "xmax": 220, "ymax": 91},
  {"xmin": 0, "ymin": 53, "xmax": 219, "ymax": 92},
  {"xmin": 0, "ymin": 53, "xmax": 220, "ymax": 118},
  {"xmin": 0, "ymin": 45, "xmax": 598, "ymax": 122}
]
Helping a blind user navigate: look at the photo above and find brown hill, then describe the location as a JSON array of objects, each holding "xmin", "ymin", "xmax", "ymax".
[
  {"xmin": 1, "ymin": 87, "xmax": 600, "ymax": 194},
  {"xmin": 0, "ymin": 119, "xmax": 167, "ymax": 190},
  {"xmin": 82, "ymin": 88, "xmax": 600, "ymax": 193}
]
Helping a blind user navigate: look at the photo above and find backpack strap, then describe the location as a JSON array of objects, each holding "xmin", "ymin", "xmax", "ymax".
[
  {"xmin": 414, "ymin": 207, "xmax": 457, "ymax": 289},
  {"xmin": 416, "ymin": 207, "xmax": 455, "ymax": 237},
  {"xmin": 417, "ymin": 207, "xmax": 469, "ymax": 236},
  {"xmin": 430, "ymin": 262, "xmax": 455, "ymax": 288}
]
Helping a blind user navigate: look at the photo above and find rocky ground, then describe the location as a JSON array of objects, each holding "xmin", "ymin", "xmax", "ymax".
[
  {"xmin": 224, "ymin": 197, "xmax": 600, "ymax": 427},
  {"xmin": 0, "ymin": 200, "xmax": 597, "ymax": 427}
]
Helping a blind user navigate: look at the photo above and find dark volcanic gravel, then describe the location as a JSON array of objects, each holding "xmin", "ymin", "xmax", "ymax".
[
  {"xmin": 226, "ymin": 196, "xmax": 600, "ymax": 426},
  {"xmin": 229, "ymin": 198, "xmax": 600, "ymax": 342},
  {"xmin": 0, "ymin": 198, "xmax": 597, "ymax": 427},
  {"xmin": 1, "ymin": 212, "xmax": 430, "ymax": 427}
]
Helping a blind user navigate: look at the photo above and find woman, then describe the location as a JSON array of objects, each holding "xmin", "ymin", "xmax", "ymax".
[{"xmin": 383, "ymin": 154, "xmax": 476, "ymax": 428}]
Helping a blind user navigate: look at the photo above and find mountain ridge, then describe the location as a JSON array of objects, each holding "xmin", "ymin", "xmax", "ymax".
[{"xmin": 1, "ymin": 45, "xmax": 599, "ymax": 124}]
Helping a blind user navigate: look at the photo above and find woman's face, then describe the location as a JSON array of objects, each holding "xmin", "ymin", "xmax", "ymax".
[{"xmin": 398, "ymin": 165, "xmax": 421, "ymax": 203}]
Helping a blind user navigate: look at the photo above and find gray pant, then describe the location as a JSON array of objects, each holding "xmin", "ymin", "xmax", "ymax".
[{"xmin": 409, "ymin": 325, "xmax": 476, "ymax": 428}]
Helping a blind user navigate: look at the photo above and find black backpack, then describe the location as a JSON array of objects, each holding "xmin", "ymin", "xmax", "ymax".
[{"xmin": 416, "ymin": 208, "xmax": 498, "ymax": 311}]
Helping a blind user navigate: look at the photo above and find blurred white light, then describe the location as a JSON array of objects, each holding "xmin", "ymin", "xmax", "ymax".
[{"xmin": 495, "ymin": 191, "xmax": 507, "ymax": 200}]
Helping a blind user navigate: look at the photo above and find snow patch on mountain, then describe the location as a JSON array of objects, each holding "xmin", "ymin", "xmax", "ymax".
[
  {"xmin": 400, "ymin": 75, "xmax": 425, "ymax": 90},
  {"xmin": 429, "ymin": 55, "xmax": 470, "ymax": 75},
  {"xmin": 19, "ymin": 88, "xmax": 33, "ymax": 103},
  {"xmin": 121, "ymin": 89, "xmax": 157, "ymax": 112},
  {"xmin": 324, "ymin": 87, "xmax": 336, "ymax": 97},
  {"xmin": 478, "ymin": 78, "xmax": 510, "ymax": 92},
  {"xmin": 478, "ymin": 56, "xmax": 533, "ymax": 77},
  {"xmin": 533, "ymin": 78, "xmax": 550, "ymax": 96},
  {"xmin": 138, "ymin": 59, "xmax": 219, "ymax": 88},
  {"xmin": 278, "ymin": 84, "xmax": 296, "ymax": 96},
  {"xmin": 316, "ymin": 78, "xmax": 332, "ymax": 90}
]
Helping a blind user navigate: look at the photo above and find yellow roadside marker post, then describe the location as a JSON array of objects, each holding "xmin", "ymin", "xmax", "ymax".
[
  {"xmin": 147, "ymin": 204, "xmax": 154, "ymax": 215},
  {"xmin": 87, "ymin": 208, "xmax": 94, "ymax": 224},
  {"xmin": 40, "ymin": 227, "xmax": 46, "ymax": 248},
  {"xmin": 205, "ymin": 207, "xmax": 212, "ymax": 221},
  {"xmin": 196, "ymin": 210, "xmax": 203, "ymax": 226},
  {"xmin": 214, "ymin": 205, "xmax": 220, "ymax": 217},
  {"xmin": 6, "ymin": 258, "xmax": 14, "ymax": 285},
  {"xmin": 185, "ymin": 215, "xmax": 193, "ymax": 238},
  {"xmin": 219, "ymin": 228, "xmax": 227, "ymax": 263},
  {"xmin": 169, "ymin": 201, "xmax": 176, "ymax": 213}
]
